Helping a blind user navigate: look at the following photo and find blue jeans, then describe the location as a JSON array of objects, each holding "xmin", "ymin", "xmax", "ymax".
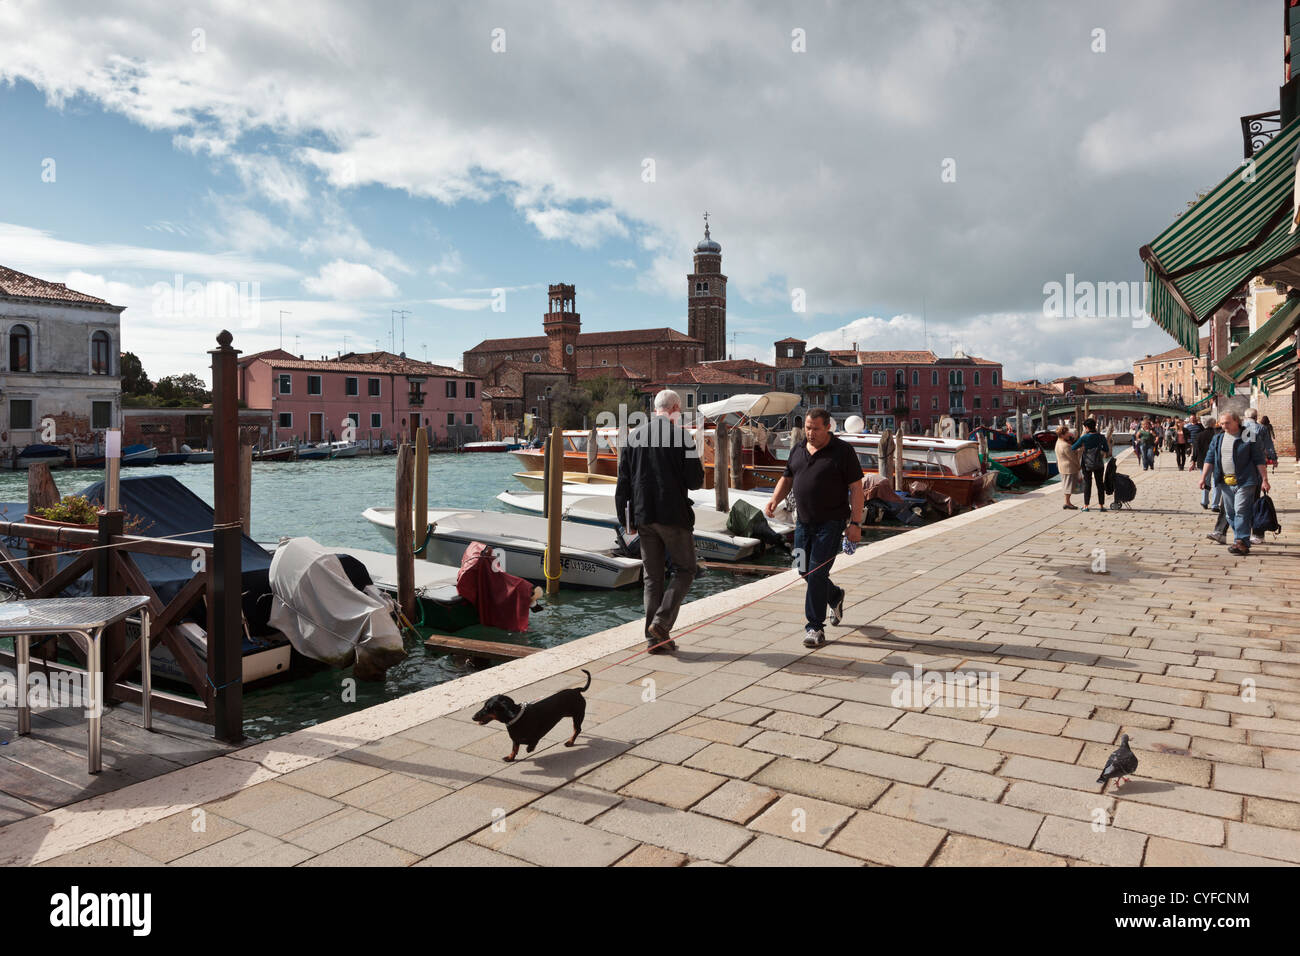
[
  {"xmin": 1220, "ymin": 481, "xmax": 1259, "ymax": 545},
  {"xmin": 794, "ymin": 519, "xmax": 846, "ymax": 631},
  {"xmin": 1140, "ymin": 445, "xmax": 1155, "ymax": 470},
  {"xmin": 1201, "ymin": 478, "xmax": 1221, "ymax": 510}
]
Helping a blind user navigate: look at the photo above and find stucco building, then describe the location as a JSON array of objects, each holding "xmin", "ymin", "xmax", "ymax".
[{"xmin": 0, "ymin": 265, "xmax": 123, "ymax": 455}]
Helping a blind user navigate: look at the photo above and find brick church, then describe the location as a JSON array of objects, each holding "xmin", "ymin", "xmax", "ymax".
[{"xmin": 466, "ymin": 217, "xmax": 728, "ymax": 431}]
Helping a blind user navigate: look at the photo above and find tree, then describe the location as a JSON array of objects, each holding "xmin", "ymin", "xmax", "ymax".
[
  {"xmin": 547, "ymin": 381, "xmax": 593, "ymax": 429},
  {"xmin": 120, "ymin": 352, "xmax": 152, "ymax": 395},
  {"xmin": 582, "ymin": 374, "xmax": 640, "ymax": 421},
  {"xmin": 153, "ymin": 373, "xmax": 211, "ymax": 406}
]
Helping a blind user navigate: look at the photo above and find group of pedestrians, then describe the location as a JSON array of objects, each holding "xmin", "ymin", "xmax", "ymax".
[
  {"xmin": 618, "ymin": 392, "xmax": 863, "ymax": 654},
  {"xmin": 1200, "ymin": 409, "xmax": 1277, "ymax": 556},
  {"xmin": 1055, "ymin": 419, "xmax": 1111, "ymax": 510}
]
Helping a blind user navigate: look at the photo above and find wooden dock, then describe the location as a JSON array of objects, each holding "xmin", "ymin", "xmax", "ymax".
[{"xmin": 0, "ymin": 679, "xmax": 237, "ymax": 825}]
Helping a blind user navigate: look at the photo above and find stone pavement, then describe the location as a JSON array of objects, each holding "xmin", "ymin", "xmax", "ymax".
[{"xmin": 8, "ymin": 451, "xmax": 1299, "ymax": 866}]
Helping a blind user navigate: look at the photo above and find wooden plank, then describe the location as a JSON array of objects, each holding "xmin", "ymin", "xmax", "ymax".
[
  {"xmin": 698, "ymin": 561, "xmax": 786, "ymax": 575},
  {"xmin": 423, "ymin": 634, "xmax": 538, "ymax": 660},
  {"xmin": 110, "ymin": 553, "xmax": 211, "ymax": 705},
  {"xmin": 113, "ymin": 536, "xmax": 213, "ymax": 559}
]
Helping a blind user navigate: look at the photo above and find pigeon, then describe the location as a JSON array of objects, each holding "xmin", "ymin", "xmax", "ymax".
[{"xmin": 1097, "ymin": 734, "xmax": 1138, "ymax": 791}]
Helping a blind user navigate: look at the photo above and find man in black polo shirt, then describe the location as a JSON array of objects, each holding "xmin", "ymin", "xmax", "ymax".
[{"xmin": 765, "ymin": 408, "xmax": 864, "ymax": 647}]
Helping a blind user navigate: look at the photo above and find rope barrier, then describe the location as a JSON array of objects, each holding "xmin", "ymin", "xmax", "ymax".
[{"xmin": 0, "ymin": 525, "xmax": 218, "ymax": 572}]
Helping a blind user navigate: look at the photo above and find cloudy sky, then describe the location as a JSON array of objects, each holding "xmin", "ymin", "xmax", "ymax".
[{"xmin": 0, "ymin": 0, "xmax": 1281, "ymax": 382}]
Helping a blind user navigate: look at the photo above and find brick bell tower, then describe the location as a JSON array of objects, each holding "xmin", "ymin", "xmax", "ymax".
[
  {"xmin": 688, "ymin": 212, "xmax": 727, "ymax": 361},
  {"xmin": 544, "ymin": 283, "xmax": 580, "ymax": 377}
]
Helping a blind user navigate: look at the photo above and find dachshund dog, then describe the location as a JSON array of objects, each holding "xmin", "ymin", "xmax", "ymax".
[{"xmin": 472, "ymin": 670, "xmax": 591, "ymax": 761}]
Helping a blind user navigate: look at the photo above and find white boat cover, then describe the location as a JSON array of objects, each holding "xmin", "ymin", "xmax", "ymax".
[
  {"xmin": 268, "ymin": 536, "xmax": 407, "ymax": 680},
  {"xmin": 698, "ymin": 391, "xmax": 800, "ymax": 420}
]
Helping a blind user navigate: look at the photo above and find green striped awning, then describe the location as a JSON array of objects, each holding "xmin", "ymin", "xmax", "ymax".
[
  {"xmin": 1255, "ymin": 343, "xmax": 1297, "ymax": 376},
  {"xmin": 1213, "ymin": 371, "xmax": 1237, "ymax": 397},
  {"xmin": 1141, "ymin": 118, "xmax": 1300, "ymax": 356},
  {"xmin": 1215, "ymin": 294, "xmax": 1300, "ymax": 380},
  {"xmin": 1187, "ymin": 394, "xmax": 1215, "ymax": 412}
]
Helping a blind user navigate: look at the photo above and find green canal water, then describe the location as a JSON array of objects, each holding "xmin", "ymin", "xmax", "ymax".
[{"xmin": 0, "ymin": 453, "xmax": 1055, "ymax": 741}]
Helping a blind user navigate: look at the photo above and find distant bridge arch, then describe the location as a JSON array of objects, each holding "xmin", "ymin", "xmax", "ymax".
[{"xmin": 1039, "ymin": 399, "xmax": 1191, "ymax": 421}]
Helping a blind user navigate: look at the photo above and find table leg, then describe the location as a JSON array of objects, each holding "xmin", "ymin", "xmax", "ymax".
[
  {"xmin": 85, "ymin": 629, "xmax": 101, "ymax": 774},
  {"xmin": 16, "ymin": 634, "xmax": 29, "ymax": 736},
  {"xmin": 141, "ymin": 612, "xmax": 152, "ymax": 732}
]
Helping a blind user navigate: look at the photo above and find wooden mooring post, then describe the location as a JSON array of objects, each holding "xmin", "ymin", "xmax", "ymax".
[
  {"xmin": 587, "ymin": 427, "xmax": 598, "ymax": 474},
  {"xmin": 395, "ymin": 441, "xmax": 415, "ymax": 620},
  {"xmin": 209, "ymin": 331, "xmax": 244, "ymax": 743},
  {"xmin": 714, "ymin": 419, "xmax": 730, "ymax": 512},
  {"xmin": 544, "ymin": 425, "xmax": 563, "ymax": 595},
  {"xmin": 414, "ymin": 427, "xmax": 428, "ymax": 561}
]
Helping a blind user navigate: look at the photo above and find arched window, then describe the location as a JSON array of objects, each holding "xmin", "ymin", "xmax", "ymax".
[
  {"xmin": 91, "ymin": 331, "xmax": 111, "ymax": 374},
  {"xmin": 10, "ymin": 324, "xmax": 30, "ymax": 372}
]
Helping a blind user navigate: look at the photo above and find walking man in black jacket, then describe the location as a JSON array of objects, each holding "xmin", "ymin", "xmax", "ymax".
[{"xmin": 616, "ymin": 389, "xmax": 705, "ymax": 654}]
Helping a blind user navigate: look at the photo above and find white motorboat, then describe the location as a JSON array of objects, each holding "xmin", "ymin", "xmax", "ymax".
[
  {"xmin": 508, "ymin": 473, "xmax": 793, "ymax": 520},
  {"xmin": 324, "ymin": 441, "xmax": 359, "ymax": 458},
  {"xmin": 495, "ymin": 492, "xmax": 780, "ymax": 562},
  {"xmin": 361, "ymin": 507, "xmax": 642, "ymax": 589}
]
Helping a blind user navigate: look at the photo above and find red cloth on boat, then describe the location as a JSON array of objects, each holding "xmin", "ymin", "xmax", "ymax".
[{"xmin": 455, "ymin": 541, "xmax": 533, "ymax": 632}]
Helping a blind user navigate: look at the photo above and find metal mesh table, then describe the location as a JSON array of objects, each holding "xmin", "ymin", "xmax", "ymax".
[{"xmin": 0, "ymin": 595, "xmax": 153, "ymax": 774}]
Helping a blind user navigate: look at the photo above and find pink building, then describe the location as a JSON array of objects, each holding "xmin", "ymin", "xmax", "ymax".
[{"xmin": 238, "ymin": 350, "xmax": 481, "ymax": 445}]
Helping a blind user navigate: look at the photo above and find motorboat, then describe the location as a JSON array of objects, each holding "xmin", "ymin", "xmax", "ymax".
[
  {"xmin": 991, "ymin": 446, "xmax": 1053, "ymax": 484},
  {"xmin": 295, "ymin": 444, "xmax": 331, "ymax": 460},
  {"xmin": 121, "ymin": 444, "xmax": 159, "ymax": 466},
  {"xmin": 361, "ymin": 506, "xmax": 642, "ymax": 589},
  {"xmin": 12, "ymin": 444, "xmax": 69, "ymax": 470},
  {"xmin": 462, "ymin": 440, "xmax": 519, "ymax": 452},
  {"xmin": 154, "ymin": 451, "xmax": 192, "ymax": 465},
  {"xmin": 186, "ymin": 449, "xmax": 215, "ymax": 463},
  {"xmin": 324, "ymin": 441, "xmax": 359, "ymax": 458},
  {"xmin": 836, "ymin": 431, "xmax": 994, "ymax": 508},
  {"xmin": 495, "ymin": 491, "xmax": 786, "ymax": 562},
  {"xmin": 509, "ymin": 471, "xmax": 794, "ymax": 520},
  {"xmin": 253, "ymin": 444, "xmax": 296, "ymax": 462},
  {"xmin": 512, "ymin": 470, "xmax": 618, "ymax": 491}
]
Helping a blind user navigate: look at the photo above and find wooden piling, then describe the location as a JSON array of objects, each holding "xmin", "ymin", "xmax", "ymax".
[
  {"xmin": 208, "ymin": 330, "xmax": 244, "ymax": 744},
  {"xmin": 239, "ymin": 438, "xmax": 253, "ymax": 537},
  {"xmin": 415, "ymin": 427, "xmax": 428, "ymax": 560},
  {"xmin": 714, "ymin": 419, "xmax": 730, "ymax": 512},
  {"xmin": 729, "ymin": 428, "xmax": 743, "ymax": 490},
  {"xmin": 395, "ymin": 442, "xmax": 415, "ymax": 620},
  {"xmin": 26, "ymin": 462, "xmax": 60, "ymax": 584},
  {"xmin": 544, "ymin": 425, "xmax": 563, "ymax": 595},
  {"xmin": 880, "ymin": 428, "xmax": 894, "ymax": 484},
  {"xmin": 1014, "ymin": 396, "xmax": 1022, "ymax": 445},
  {"xmin": 587, "ymin": 427, "xmax": 598, "ymax": 474}
]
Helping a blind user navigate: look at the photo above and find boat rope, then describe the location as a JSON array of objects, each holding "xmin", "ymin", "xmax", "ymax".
[
  {"xmin": 541, "ymin": 547, "xmax": 562, "ymax": 583},
  {"xmin": 0, "ymin": 525, "xmax": 225, "ymax": 572},
  {"xmin": 594, "ymin": 547, "xmax": 844, "ymax": 673}
]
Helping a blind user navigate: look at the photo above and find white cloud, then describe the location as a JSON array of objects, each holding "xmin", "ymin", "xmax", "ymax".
[
  {"xmin": 523, "ymin": 207, "xmax": 628, "ymax": 249},
  {"xmin": 301, "ymin": 260, "xmax": 398, "ymax": 299},
  {"xmin": 427, "ymin": 250, "xmax": 463, "ymax": 276},
  {"xmin": 426, "ymin": 297, "xmax": 491, "ymax": 311}
]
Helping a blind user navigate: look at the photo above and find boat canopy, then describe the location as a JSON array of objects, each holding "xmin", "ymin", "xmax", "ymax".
[{"xmin": 699, "ymin": 392, "xmax": 801, "ymax": 420}]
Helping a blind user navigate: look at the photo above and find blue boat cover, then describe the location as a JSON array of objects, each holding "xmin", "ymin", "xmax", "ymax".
[{"xmin": 1, "ymin": 475, "xmax": 270, "ymax": 606}]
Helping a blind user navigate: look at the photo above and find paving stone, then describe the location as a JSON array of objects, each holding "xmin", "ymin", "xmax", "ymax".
[
  {"xmin": 822, "ymin": 700, "xmax": 904, "ymax": 728},
  {"xmin": 693, "ymin": 779, "xmax": 780, "ymax": 825},
  {"xmin": 38, "ymin": 839, "xmax": 164, "ymax": 867},
  {"xmin": 613, "ymin": 844, "xmax": 689, "ymax": 867},
  {"xmin": 752, "ymin": 757, "xmax": 890, "ymax": 810},
  {"xmin": 987, "ymin": 727, "xmax": 1084, "ymax": 763},
  {"xmin": 921, "ymin": 740, "xmax": 1005, "ymax": 773},
  {"xmin": 675, "ymin": 718, "xmax": 762, "ymax": 746},
  {"xmin": 471, "ymin": 808, "xmax": 637, "ymax": 866},
  {"xmin": 417, "ymin": 842, "xmax": 535, "ymax": 866},
  {"xmin": 823, "ymin": 745, "xmax": 942, "ymax": 786},
  {"xmin": 1224, "ymin": 820, "xmax": 1300, "ymax": 864},
  {"xmin": 745, "ymin": 729, "xmax": 837, "ymax": 761},
  {"xmin": 334, "ymin": 773, "xmax": 452, "ymax": 819},
  {"xmin": 1144, "ymin": 836, "xmax": 1291, "ymax": 867},
  {"xmin": 728, "ymin": 834, "xmax": 862, "ymax": 867},
  {"xmin": 279, "ymin": 758, "xmax": 389, "ymax": 798},
  {"xmin": 201, "ymin": 781, "xmax": 343, "ymax": 837},
  {"xmin": 933, "ymin": 834, "xmax": 1068, "ymax": 867},
  {"xmin": 367, "ymin": 779, "xmax": 539, "ymax": 857},
  {"xmin": 529, "ymin": 782, "xmax": 623, "ymax": 824},
  {"xmin": 171, "ymin": 830, "xmax": 299, "ymax": 867},
  {"xmin": 758, "ymin": 710, "xmax": 837, "ymax": 737},
  {"xmin": 1111, "ymin": 801, "xmax": 1225, "ymax": 846},
  {"xmin": 1000, "ymin": 754, "xmax": 1102, "ymax": 791},
  {"xmin": 284, "ymin": 806, "xmax": 388, "ymax": 853},
  {"xmin": 893, "ymin": 712, "xmax": 994, "ymax": 746},
  {"xmin": 1032, "ymin": 815, "xmax": 1146, "ymax": 867},
  {"xmin": 827, "ymin": 810, "xmax": 947, "ymax": 866},
  {"xmin": 683, "ymin": 741, "xmax": 775, "ymax": 780},
  {"xmin": 591, "ymin": 796, "xmax": 754, "ymax": 863},
  {"xmin": 874, "ymin": 783, "xmax": 1043, "ymax": 848},
  {"xmin": 300, "ymin": 835, "xmax": 420, "ymax": 866},
  {"xmin": 748, "ymin": 793, "xmax": 854, "ymax": 847},
  {"xmin": 619, "ymin": 763, "xmax": 726, "ymax": 810},
  {"xmin": 931, "ymin": 766, "xmax": 1007, "ymax": 802},
  {"xmin": 578, "ymin": 754, "xmax": 658, "ymax": 792},
  {"xmin": 1244, "ymin": 796, "xmax": 1300, "ymax": 830},
  {"xmin": 1078, "ymin": 743, "xmax": 1212, "ymax": 788},
  {"xmin": 115, "ymin": 809, "xmax": 245, "ymax": 863}
]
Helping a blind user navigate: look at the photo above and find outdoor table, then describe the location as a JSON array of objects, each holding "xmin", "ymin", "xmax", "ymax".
[{"xmin": 1, "ymin": 595, "xmax": 153, "ymax": 774}]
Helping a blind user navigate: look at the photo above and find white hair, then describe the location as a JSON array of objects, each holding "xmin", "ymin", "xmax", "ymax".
[
  {"xmin": 654, "ymin": 389, "xmax": 682, "ymax": 413},
  {"xmin": 1245, "ymin": 408, "xmax": 1259, "ymax": 420}
]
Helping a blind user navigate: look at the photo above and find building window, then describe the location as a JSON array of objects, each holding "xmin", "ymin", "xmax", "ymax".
[
  {"xmin": 91, "ymin": 331, "xmax": 112, "ymax": 374},
  {"xmin": 912, "ymin": 395, "xmax": 919, "ymax": 409},
  {"xmin": 974, "ymin": 396, "xmax": 982, "ymax": 409},
  {"xmin": 308, "ymin": 375, "xmax": 322, "ymax": 395},
  {"xmin": 686, "ymin": 393, "xmax": 694, "ymax": 407},
  {"xmin": 368, "ymin": 377, "xmax": 381, "ymax": 397},
  {"xmin": 602, "ymin": 359, "xmax": 609, "ymax": 366},
  {"xmin": 912, "ymin": 370, "xmax": 918, "ymax": 386},
  {"xmin": 278, "ymin": 374, "xmax": 291, "ymax": 394},
  {"xmin": 447, "ymin": 413, "xmax": 456, "ymax": 426},
  {"xmin": 466, "ymin": 381, "xmax": 476, "ymax": 398},
  {"xmin": 912, "ymin": 418, "xmax": 921, "ymax": 432},
  {"xmin": 766, "ymin": 374, "xmax": 772, "ymax": 383},
  {"xmin": 370, "ymin": 412, "xmax": 382, "ymax": 428},
  {"xmin": 347, "ymin": 413, "xmax": 359, "ymax": 430},
  {"xmin": 851, "ymin": 394, "xmax": 859, "ymax": 406},
  {"xmin": 345, "ymin": 377, "xmax": 359, "ymax": 396},
  {"xmin": 832, "ymin": 374, "xmax": 838, "ymax": 386},
  {"xmin": 465, "ymin": 412, "xmax": 474, "ymax": 425},
  {"xmin": 445, "ymin": 380, "xmax": 457, "ymax": 398},
  {"xmin": 993, "ymin": 371, "xmax": 1000, "ymax": 386},
  {"xmin": 278, "ymin": 412, "xmax": 292, "ymax": 429},
  {"xmin": 91, "ymin": 400, "xmax": 112, "ymax": 430},
  {"xmin": 832, "ymin": 395, "xmax": 840, "ymax": 407},
  {"xmin": 931, "ymin": 396, "xmax": 939, "ymax": 409},
  {"xmin": 869, "ymin": 397, "xmax": 876, "ymax": 411},
  {"xmin": 851, "ymin": 373, "xmax": 857, "ymax": 384},
  {"xmin": 10, "ymin": 324, "xmax": 31, "ymax": 372},
  {"xmin": 992, "ymin": 397, "xmax": 1000, "ymax": 408},
  {"xmin": 974, "ymin": 371, "xmax": 981, "ymax": 386}
]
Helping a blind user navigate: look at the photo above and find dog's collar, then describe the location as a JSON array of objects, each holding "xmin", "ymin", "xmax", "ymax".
[{"xmin": 505, "ymin": 703, "xmax": 528, "ymax": 727}]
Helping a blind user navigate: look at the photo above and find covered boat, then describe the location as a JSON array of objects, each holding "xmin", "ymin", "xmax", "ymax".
[
  {"xmin": 992, "ymin": 446, "xmax": 1052, "ymax": 485},
  {"xmin": 12, "ymin": 444, "xmax": 69, "ymax": 470},
  {"xmin": 268, "ymin": 536, "xmax": 408, "ymax": 681},
  {"xmin": 121, "ymin": 444, "xmax": 159, "ymax": 465}
]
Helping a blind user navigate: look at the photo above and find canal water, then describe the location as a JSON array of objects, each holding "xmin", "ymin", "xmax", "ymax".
[{"xmin": 0, "ymin": 452, "xmax": 1057, "ymax": 740}]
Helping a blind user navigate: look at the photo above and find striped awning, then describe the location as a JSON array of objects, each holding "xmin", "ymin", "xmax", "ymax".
[
  {"xmin": 1215, "ymin": 294, "xmax": 1300, "ymax": 380},
  {"xmin": 1186, "ymin": 394, "xmax": 1215, "ymax": 413},
  {"xmin": 1141, "ymin": 118, "xmax": 1300, "ymax": 356}
]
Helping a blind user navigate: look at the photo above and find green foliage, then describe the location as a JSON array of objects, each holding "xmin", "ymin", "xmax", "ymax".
[
  {"xmin": 35, "ymin": 495, "xmax": 100, "ymax": 524},
  {"xmin": 120, "ymin": 352, "xmax": 152, "ymax": 396},
  {"xmin": 152, "ymin": 373, "xmax": 211, "ymax": 406},
  {"xmin": 582, "ymin": 374, "xmax": 640, "ymax": 419}
]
